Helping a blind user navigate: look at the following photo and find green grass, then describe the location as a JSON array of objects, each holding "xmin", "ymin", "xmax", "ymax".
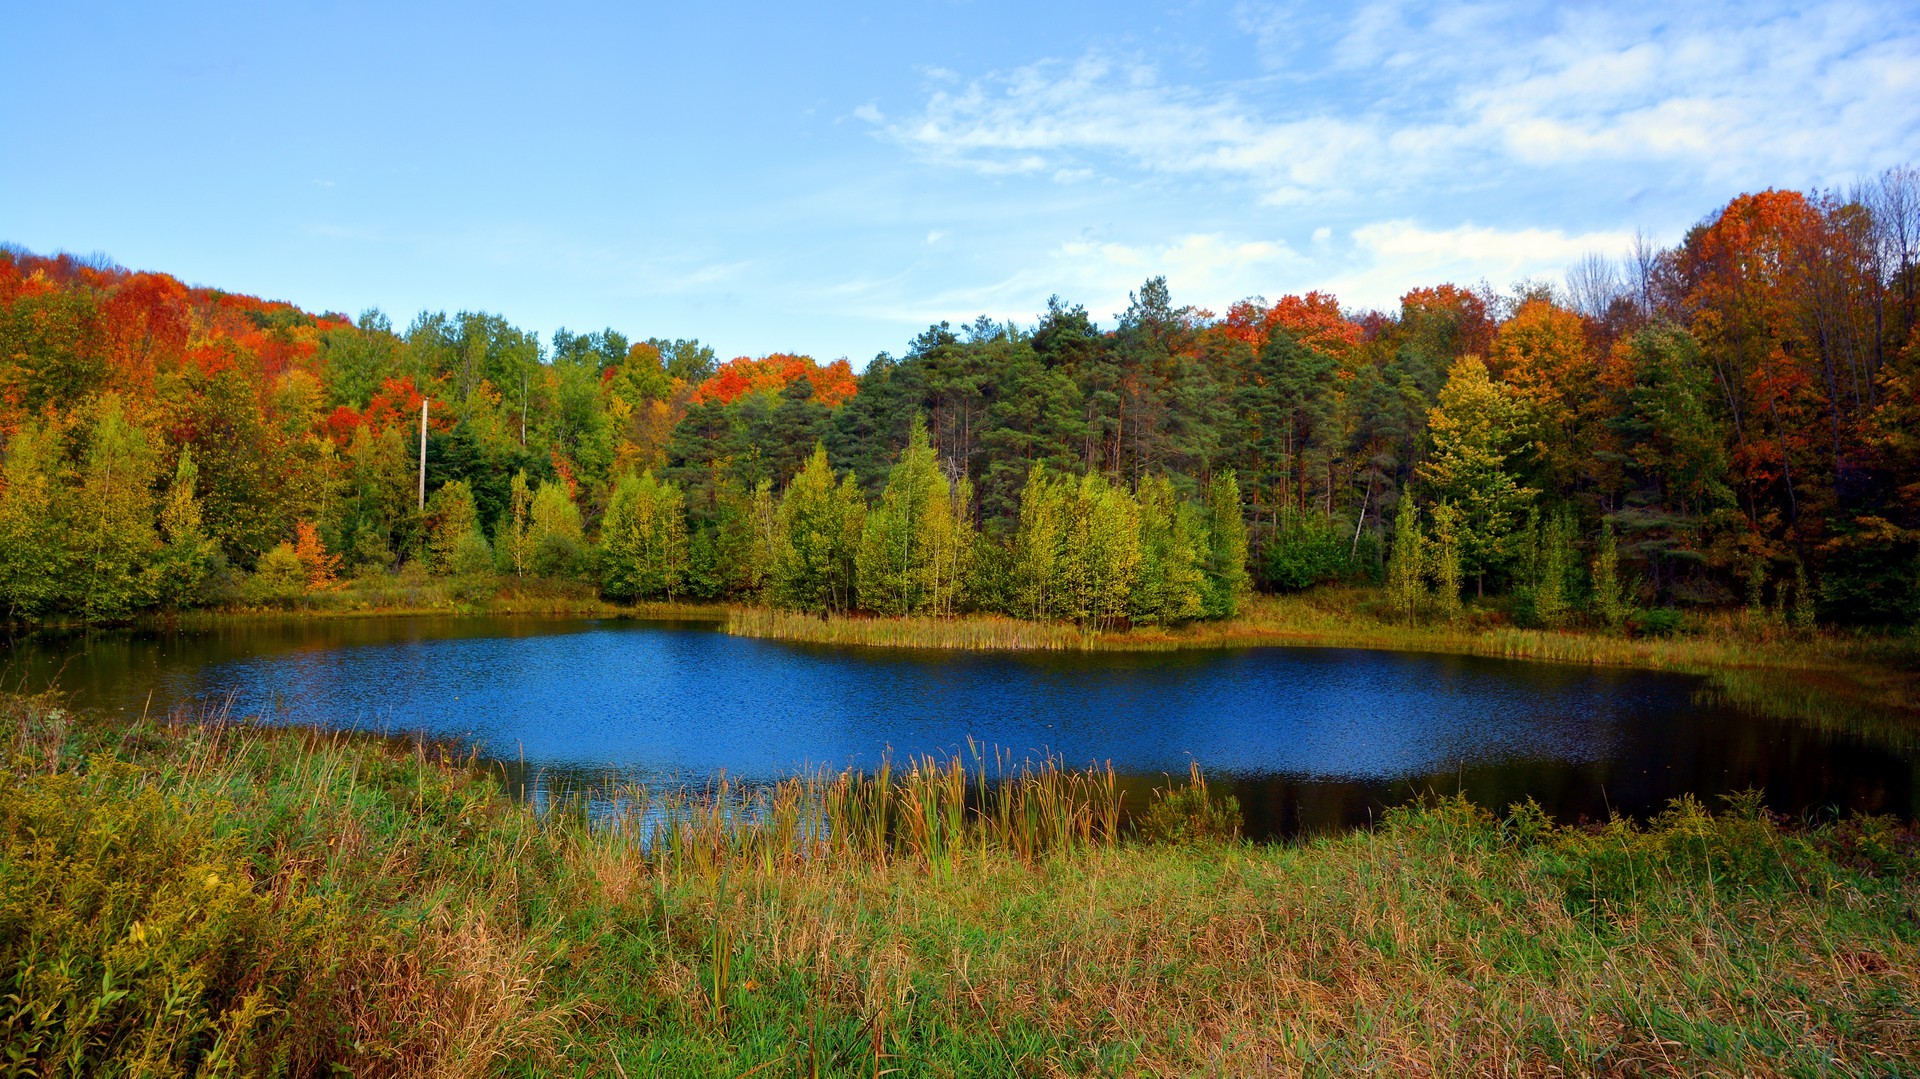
[{"xmin": 3, "ymin": 693, "xmax": 1918, "ymax": 1076}]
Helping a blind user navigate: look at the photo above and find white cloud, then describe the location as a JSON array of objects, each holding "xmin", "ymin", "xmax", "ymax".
[
  {"xmin": 1328, "ymin": 220, "xmax": 1635, "ymax": 309},
  {"xmin": 866, "ymin": 2, "xmax": 1920, "ymax": 202}
]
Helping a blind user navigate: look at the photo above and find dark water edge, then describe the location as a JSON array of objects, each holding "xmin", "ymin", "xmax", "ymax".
[{"xmin": 5, "ymin": 615, "xmax": 1916, "ymax": 841}]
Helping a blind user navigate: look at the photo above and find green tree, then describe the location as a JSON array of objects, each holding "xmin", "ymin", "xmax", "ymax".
[
  {"xmin": 1386, "ymin": 491, "xmax": 1426, "ymax": 623},
  {"xmin": 1590, "ymin": 519, "xmax": 1631, "ymax": 631},
  {"xmin": 502, "ymin": 470, "xmax": 535, "ymax": 577},
  {"xmin": 600, "ymin": 471, "xmax": 690, "ymax": 601},
  {"xmin": 1517, "ymin": 508, "xmax": 1577, "ymax": 628},
  {"xmin": 1428, "ymin": 501, "xmax": 1465, "ymax": 623},
  {"xmin": 449, "ymin": 526, "xmax": 494, "ymax": 578},
  {"xmin": 1131, "ymin": 474, "xmax": 1204, "ymax": 625},
  {"xmin": 73, "ymin": 396, "xmax": 159, "ymax": 619},
  {"xmin": 856, "ymin": 416, "xmax": 968, "ymax": 616},
  {"xmin": 1200, "ymin": 470, "xmax": 1250, "ymax": 619},
  {"xmin": 528, "ymin": 480, "xmax": 586, "ymax": 578},
  {"xmin": 426, "ymin": 480, "xmax": 480, "ymax": 573},
  {"xmin": 151, "ymin": 446, "xmax": 214, "ymax": 608},
  {"xmin": 1417, "ymin": 355, "xmax": 1535, "ymax": 595},
  {"xmin": 1061, "ymin": 472, "xmax": 1141, "ymax": 629},
  {"xmin": 770, "ymin": 445, "xmax": 863, "ymax": 613},
  {"xmin": 0, "ymin": 422, "xmax": 70, "ymax": 619},
  {"xmin": 1010, "ymin": 464, "xmax": 1067, "ymax": 620}
]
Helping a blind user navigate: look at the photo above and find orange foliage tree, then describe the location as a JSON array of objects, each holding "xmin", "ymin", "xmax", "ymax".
[{"xmin": 690, "ymin": 353, "xmax": 858, "ymax": 406}]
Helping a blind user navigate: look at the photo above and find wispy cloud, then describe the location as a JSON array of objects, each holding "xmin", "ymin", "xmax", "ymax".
[{"xmin": 867, "ymin": 1, "xmax": 1920, "ymax": 204}]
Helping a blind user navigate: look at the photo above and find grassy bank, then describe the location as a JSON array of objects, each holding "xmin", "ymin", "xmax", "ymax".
[
  {"xmin": 728, "ymin": 590, "xmax": 1920, "ymax": 712},
  {"xmin": 4, "ymin": 694, "xmax": 1917, "ymax": 1076},
  {"xmin": 151, "ymin": 576, "xmax": 727, "ymax": 628}
]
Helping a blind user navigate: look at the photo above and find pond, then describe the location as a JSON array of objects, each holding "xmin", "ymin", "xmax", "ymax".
[{"xmin": 8, "ymin": 616, "xmax": 1916, "ymax": 839}]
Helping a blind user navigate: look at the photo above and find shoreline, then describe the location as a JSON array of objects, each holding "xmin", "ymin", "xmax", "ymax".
[{"xmin": 14, "ymin": 584, "xmax": 1917, "ymax": 709}]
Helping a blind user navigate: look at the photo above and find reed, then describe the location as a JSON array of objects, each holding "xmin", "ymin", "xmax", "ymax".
[
  {"xmin": 727, "ymin": 606, "xmax": 1102, "ymax": 651},
  {"xmin": 4, "ymin": 693, "xmax": 1917, "ymax": 1076}
]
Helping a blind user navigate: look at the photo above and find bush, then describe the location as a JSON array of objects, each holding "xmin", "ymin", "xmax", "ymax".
[
  {"xmin": 243, "ymin": 542, "xmax": 307, "ymax": 605},
  {"xmin": 1139, "ymin": 765, "xmax": 1242, "ymax": 844},
  {"xmin": 1632, "ymin": 607, "xmax": 1683, "ymax": 637},
  {"xmin": 450, "ymin": 527, "xmax": 495, "ymax": 577},
  {"xmin": 1262, "ymin": 508, "xmax": 1366, "ymax": 592}
]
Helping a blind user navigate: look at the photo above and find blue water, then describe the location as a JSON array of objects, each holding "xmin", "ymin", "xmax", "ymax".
[{"xmin": 15, "ymin": 616, "xmax": 1917, "ymax": 836}]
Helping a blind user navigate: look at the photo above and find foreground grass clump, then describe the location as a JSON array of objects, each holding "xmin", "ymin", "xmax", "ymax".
[{"xmin": 2, "ymin": 694, "xmax": 1917, "ymax": 1076}]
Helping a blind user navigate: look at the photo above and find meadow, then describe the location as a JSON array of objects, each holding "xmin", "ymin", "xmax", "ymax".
[{"xmin": 3, "ymin": 690, "xmax": 1916, "ymax": 1077}]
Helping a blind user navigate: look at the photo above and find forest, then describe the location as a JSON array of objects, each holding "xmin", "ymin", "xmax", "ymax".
[{"xmin": 2, "ymin": 168, "xmax": 1917, "ymax": 629}]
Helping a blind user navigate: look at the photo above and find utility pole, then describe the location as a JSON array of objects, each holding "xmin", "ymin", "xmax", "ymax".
[{"xmin": 418, "ymin": 398, "xmax": 429, "ymax": 511}]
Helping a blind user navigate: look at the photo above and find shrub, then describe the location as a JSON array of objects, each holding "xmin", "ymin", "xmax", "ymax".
[
  {"xmin": 1139, "ymin": 764, "xmax": 1242, "ymax": 844},
  {"xmin": 1632, "ymin": 607, "xmax": 1683, "ymax": 637}
]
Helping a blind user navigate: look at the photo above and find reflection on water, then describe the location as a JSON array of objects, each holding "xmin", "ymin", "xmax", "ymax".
[{"xmin": 6, "ymin": 616, "xmax": 1916, "ymax": 839}]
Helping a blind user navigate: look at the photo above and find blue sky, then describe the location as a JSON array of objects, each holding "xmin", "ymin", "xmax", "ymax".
[{"xmin": 5, "ymin": 1, "xmax": 1916, "ymax": 366}]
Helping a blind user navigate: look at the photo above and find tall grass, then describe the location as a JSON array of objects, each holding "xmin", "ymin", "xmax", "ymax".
[
  {"xmin": 728, "ymin": 607, "xmax": 1103, "ymax": 651},
  {"xmin": 4, "ymin": 693, "xmax": 1917, "ymax": 1075}
]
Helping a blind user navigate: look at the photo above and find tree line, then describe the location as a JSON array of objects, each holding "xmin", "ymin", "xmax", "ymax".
[{"xmin": 1, "ymin": 166, "xmax": 1917, "ymax": 625}]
